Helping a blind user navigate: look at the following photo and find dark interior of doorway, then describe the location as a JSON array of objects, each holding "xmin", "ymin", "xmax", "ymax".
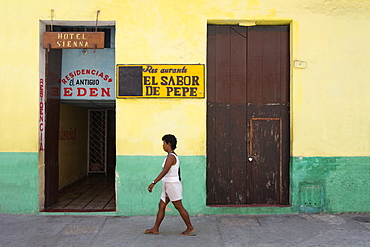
[{"xmin": 44, "ymin": 108, "xmax": 116, "ymax": 212}]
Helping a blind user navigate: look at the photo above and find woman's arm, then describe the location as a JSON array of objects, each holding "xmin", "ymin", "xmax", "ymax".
[{"xmin": 148, "ymin": 154, "xmax": 176, "ymax": 193}]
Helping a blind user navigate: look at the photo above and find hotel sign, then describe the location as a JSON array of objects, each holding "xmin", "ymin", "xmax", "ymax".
[
  {"xmin": 117, "ymin": 64, "xmax": 205, "ymax": 98},
  {"xmin": 43, "ymin": 32, "xmax": 104, "ymax": 49}
]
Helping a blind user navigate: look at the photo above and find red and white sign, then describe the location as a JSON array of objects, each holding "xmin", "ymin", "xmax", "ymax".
[
  {"xmin": 39, "ymin": 78, "xmax": 45, "ymax": 152},
  {"xmin": 60, "ymin": 68, "xmax": 114, "ymax": 100}
]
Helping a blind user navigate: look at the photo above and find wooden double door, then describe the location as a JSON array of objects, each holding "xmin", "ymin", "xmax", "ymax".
[{"xmin": 206, "ymin": 25, "xmax": 290, "ymax": 205}]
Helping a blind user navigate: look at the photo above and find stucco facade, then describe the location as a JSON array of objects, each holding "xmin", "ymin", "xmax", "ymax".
[{"xmin": 0, "ymin": 0, "xmax": 369, "ymax": 215}]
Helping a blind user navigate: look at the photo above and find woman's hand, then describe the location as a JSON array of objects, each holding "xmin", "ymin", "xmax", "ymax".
[
  {"xmin": 148, "ymin": 183, "xmax": 155, "ymax": 193},
  {"xmin": 147, "ymin": 154, "xmax": 175, "ymax": 193}
]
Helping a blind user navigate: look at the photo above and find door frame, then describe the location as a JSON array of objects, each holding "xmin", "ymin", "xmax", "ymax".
[
  {"xmin": 38, "ymin": 20, "xmax": 116, "ymax": 211},
  {"xmin": 206, "ymin": 24, "xmax": 291, "ymax": 206}
]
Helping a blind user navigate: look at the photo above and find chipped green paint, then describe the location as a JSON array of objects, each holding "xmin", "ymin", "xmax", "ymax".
[
  {"xmin": 0, "ymin": 153, "xmax": 369, "ymax": 215},
  {"xmin": 116, "ymin": 155, "xmax": 207, "ymax": 216},
  {"xmin": 114, "ymin": 155, "xmax": 370, "ymax": 215},
  {"xmin": 116, "ymin": 156, "xmax": 370, "ymax": 215},
  {"xmin": 116, "ymin": 155, "xmax": 294, "ymax": 216},
  {"xmin": 291, "ymin": 157, "xmax": 370, "ymax": 213},
  {"xmin": 0, "ymin": 152, "xmax": 39, "ymax": 214}
]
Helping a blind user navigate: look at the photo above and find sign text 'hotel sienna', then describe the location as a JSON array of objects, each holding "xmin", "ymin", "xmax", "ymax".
[{"xmin": 43, "ymin": 32, "xmax": 105, "ymax": 49}]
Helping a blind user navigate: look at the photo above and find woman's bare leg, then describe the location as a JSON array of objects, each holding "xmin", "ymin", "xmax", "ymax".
[
  {"xmin": 145, "ymin": 198, "xmax": 170, "ymax": 234},
  {"xmin": 172, "ymin": 200, "xmax": 195, "ymax": 234}
]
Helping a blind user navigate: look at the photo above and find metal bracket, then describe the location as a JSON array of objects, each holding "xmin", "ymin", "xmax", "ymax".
[
  {"xmin": 95, "ymin": 10, "xmax": 100, "ymax": 32},
  {"xmin": 50, "ymin": 9, "xmax": 54, "ymax": 32}
]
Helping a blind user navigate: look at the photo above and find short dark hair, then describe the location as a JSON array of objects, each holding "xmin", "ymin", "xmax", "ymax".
[{"xmin": 162, "ymin": 134, "xmax": 177, "ymax": 150}]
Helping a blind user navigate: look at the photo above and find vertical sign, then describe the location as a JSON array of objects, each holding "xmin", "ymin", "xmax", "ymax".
[{"xmin": 39, "ymin": 78, "xmax": 45, "ymax": 152}]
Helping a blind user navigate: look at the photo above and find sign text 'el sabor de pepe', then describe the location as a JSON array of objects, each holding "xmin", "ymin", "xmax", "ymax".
[{"xmin": 117, "ymin": 64, "xmax": 205, "ymax": 98}]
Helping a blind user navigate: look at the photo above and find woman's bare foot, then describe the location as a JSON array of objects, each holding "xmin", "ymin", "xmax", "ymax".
[
  {"xmin": 180, "ymin": 228, "xmax": 196, "ymax": 236},
  {"xmin": 144, "ymin": 228, "xmax": 159, "ymax": 234}
]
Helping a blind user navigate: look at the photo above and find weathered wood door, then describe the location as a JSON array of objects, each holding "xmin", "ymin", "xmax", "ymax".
[
  {"xmin": 206, "ymin": 25, "xmax": 290, "ymax": 205},
  {"xmin": 44, "ymin": 49, "xmax": 62, "ymax": 207}
]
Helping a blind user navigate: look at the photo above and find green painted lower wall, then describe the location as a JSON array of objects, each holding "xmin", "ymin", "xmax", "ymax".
[
  {"xmin": 117, "ymin": 155, "xmax": 370, "ymax": 216},
  {"xmin": 116, "ymin": 155, "xmax": 208, "ymax": 216},
  {"xmin": 0, "ymin": 152, "xmax": 369, "ymax": 215},
  {"xmin": 0, "ymin": 152, "xmax": 39, "ymax": 214},
  {"xmin": 116, "ymin": 155, "xmax": 296, "ymax": 215},
  {"xmin": 291, "ymin": 156, "xmax": 370, "ymax": 213}
]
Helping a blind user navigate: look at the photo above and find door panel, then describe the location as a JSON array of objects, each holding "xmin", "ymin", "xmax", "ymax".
[
  {"xmin": 246, "ymin": 26, "xmax": 290, "ymax": 204},
  {"xmin": 206, "ymin": 25, "xmax": 248, "ymax": 205},
  {"xmin": 206, "ymin": 25, "xmax": 231, "ymax": 205},
  {"xmin": 247, "ymin": 103, "xmax": 283, "ymax": 204},
  {"xmin": 230, "ymin": 105, "xmax": 247, "ymax": 204},
  {"xmin": 247, "ymin": 104, "xmax": 290, "ymax": 205},
  {"xmin": 44, "ymin": 49, "xmax": 62, "ymax": 207},
  {"xmin": 247, "ymin": 26, "xmax": 290, "ymax": 104},
  {"xmin": 249, "ymin": 117, "xmax": 281, "ymax": 204},
  {"xmin": 206, "ymin": 25, "xmax": 290, "ymax": 206},
  {"xmin": 229, "ymin": 27, "xmax": 248, "ymax": 204}
]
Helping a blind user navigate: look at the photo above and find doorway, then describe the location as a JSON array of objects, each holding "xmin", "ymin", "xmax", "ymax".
[
  {"xmin": 42, "ymin": 24, "xmax": 116, "ymax": 212},
  {"xmin": 206, "ymin": 25, "xmax": 290, "ymax": 206}
]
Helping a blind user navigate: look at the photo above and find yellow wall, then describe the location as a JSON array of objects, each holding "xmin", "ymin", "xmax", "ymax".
[
  {"xmin": 58, "ymin": 104, "xmax": 88, "ymax": 189},
  {"xmin": 0, "ymin": 0, "xmax": 370, "ymax": 157},
  {"xmin": 116, "ymin": 98, "xmax": 206, "ymax": 156}
]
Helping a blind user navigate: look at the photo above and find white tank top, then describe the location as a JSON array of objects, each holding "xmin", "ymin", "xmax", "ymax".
[{"xmin": 162, "ymin": 153, "xmax": 180, "ymax": 182}]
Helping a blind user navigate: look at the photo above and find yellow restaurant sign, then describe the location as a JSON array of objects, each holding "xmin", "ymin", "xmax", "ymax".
[{"xmin": 116, "ymin": 64, "xmax": 205, "ymax": 98}]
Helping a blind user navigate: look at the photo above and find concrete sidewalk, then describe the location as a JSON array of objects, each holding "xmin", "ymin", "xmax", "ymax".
[{"xmin": 0, "ymin": 213, "xmax": 369, "ymax": 247}]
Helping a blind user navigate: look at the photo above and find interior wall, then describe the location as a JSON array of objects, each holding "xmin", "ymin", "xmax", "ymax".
[{"xmin": 59, "ymin": 104, "xmax": 88, "ymax": 189}]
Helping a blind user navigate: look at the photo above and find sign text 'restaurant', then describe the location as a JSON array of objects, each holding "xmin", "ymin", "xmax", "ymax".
[{"xmin": 117, "ymin": 64, "xmax": 205, "ymax": 98}]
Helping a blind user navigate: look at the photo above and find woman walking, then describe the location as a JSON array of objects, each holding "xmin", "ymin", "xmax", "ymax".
[{"xmin": 145, "ymin": 134, "xmax": 195, "ymax": 236}]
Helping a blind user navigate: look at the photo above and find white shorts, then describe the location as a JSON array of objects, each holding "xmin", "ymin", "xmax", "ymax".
[{"xmin": 161, "ymin": 181, "xmax": 183, "ymax": 202}]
